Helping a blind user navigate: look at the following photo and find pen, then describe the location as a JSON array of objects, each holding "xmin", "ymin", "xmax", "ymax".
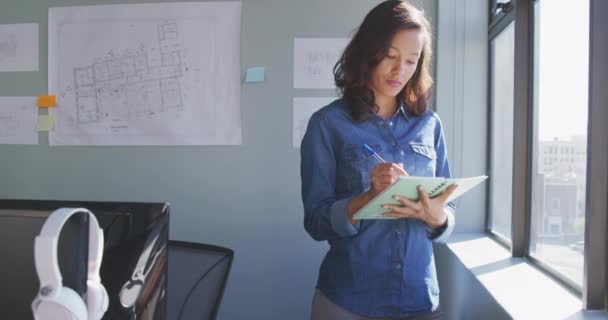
[{"xmin": 363, "ymin": 144, "xmax": 386, "ymax": 163}]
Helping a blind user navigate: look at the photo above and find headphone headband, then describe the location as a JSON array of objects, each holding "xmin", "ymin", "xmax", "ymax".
[{"xmin": 34, "ymin": 208, "xmax": 104, "ymax": 290}]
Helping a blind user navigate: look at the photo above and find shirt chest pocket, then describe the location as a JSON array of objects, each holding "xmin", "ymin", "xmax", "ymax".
[
  {"xmin": 408, "ymin": 142, "xmax": 437, "ymax": 177},
  {"xmin": 338, "ymin": 144, "xmax": 383, "ymax": 193}
]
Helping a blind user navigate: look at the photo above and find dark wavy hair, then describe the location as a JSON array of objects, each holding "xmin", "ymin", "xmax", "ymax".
[{"xmin": 334, "ymin": 0, "xmax": 433, "ymax": 121}]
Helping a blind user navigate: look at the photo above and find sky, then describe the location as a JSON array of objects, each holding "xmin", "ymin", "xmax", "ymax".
[{"xmin": 536, "ymin": 0, "xmax": 590, "ymax": 142}]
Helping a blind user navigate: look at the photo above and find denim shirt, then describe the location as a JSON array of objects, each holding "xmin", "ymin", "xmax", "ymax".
[{"xmin": 300, "ymin": 98, "xmax": 456, "ymax": 318}]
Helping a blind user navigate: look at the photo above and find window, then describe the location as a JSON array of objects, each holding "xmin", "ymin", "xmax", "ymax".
[
  {"xmin": 529, "ymin": 0, "xmax": 589, "ymax": 290},
  {"xmin": 550, "ymin": 198, "xmax": 560, "ymax": 213},
  {"xmin": 486, "ymin": 0, "xmax": 608, "ymax": 308},
  {"xmin": 488, "ymin": 17, "xmax": 515, "ymax": 242}
]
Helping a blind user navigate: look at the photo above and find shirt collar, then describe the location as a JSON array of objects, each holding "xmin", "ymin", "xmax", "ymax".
[
  {"xmin": 397, "ymin": 98, "xmax": 410, "ymax": 121},
  {"xmin": 364, "ymin": 98, "xmax": 410, "ymax": 121}
]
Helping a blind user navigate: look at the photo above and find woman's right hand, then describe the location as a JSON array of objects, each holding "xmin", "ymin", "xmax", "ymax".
[
  {"xmin": 368, "ymin": 163, "xmax": 408, "ymax": 198},
  {"xmin": 346, "ymin": 163, "xmax": 408, "ymax": 224}
]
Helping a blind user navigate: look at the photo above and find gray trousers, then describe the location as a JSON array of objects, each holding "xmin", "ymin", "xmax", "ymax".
[{"xmin": 311, "ymin": 289, "xmax": 443, "ymax": 320}]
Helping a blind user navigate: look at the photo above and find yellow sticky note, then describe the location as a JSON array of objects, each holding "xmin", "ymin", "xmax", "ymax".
[
  {"xmin": 37, "ymin": 95, "xmax": 56, "ymax": 107},
  {"xmin": 37, "ymin": 115, "xmax": 54, "ymax": 131}
]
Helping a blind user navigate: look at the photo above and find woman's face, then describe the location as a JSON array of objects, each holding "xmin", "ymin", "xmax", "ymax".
[{"xmin": 369, "ymin": 28, "xmax": 424, "ymax": 107}]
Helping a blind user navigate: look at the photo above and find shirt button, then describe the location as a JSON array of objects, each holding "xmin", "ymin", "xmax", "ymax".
[
  {"xmin": 388, "ymin": 121, "xmax": 393, "ymax": 126},
  {"xmin": 396, "ymin": 230, "xmax": 401, "ymax": 235},
  {"xmin": 399, "ymin": 150, "xmax": 405, "ymax": 156},
  {"xmin": 395, "ymin": 264, "xmax": 402, "ymax": 269},
  {"xmin": 377, "ymin": 120, "xmax": 383, "ymax": 126}
]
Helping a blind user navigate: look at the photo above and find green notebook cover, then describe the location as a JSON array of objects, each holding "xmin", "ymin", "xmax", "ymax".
[{"xmin": 353, "ymin": 175, "xmax": 488, "ymax": 220}]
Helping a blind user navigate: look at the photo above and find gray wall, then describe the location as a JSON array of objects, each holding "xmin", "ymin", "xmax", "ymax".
[{"xmin": 436, "ymin": 0, "xmax": 489, "ymax": 232}]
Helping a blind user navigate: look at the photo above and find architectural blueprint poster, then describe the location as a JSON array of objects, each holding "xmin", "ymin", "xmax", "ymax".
[{"xmin": 48, "ymin": 2, "xmax": 242, "ymax": 145}]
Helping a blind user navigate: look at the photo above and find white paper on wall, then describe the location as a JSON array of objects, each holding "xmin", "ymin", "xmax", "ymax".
[
  {"xmin": 0, "ymin": 96, "xmax": 38, "ymax": 145},
  {"xmin": 292, "ymin": 97, "xmax": 336, "ymax": 149},
  {"xmin": 48, "ymin": 2, "xmax": 242, "ymax": 145},
  {"xmin": 0, "ymin": 23, "xmax": 39, "ymax": 72},
  {"xmin": 293, "ymin": 38, "xmax": 349, "ymax": 89}
]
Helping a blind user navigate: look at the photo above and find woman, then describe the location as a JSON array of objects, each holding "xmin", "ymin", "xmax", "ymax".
[{"xmin": 300, "ymin": 1, "xmax": 457, "ymax": 319}]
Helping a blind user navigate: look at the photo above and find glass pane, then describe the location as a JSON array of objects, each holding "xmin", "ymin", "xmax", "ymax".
[
  {"xmin": 530, "ymin": 0, "xmax": 589, "ymax": 288},
  {"xmin": 489, "ymin": 23, "xmax": 514, "ymax": 241}
]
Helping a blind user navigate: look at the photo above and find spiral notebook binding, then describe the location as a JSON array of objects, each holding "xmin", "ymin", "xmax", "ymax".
[{"xmin": 429, "ymin": 180, "xmax": 449, "ymax": 196}]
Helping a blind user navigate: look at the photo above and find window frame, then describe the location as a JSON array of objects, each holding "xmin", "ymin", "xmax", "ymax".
[
  {"xmin": 583, "ymin": 0, "xmax": 608, "ymax": 309},
  {"xmin": 489, "ymin": 0, "xmax": 515, "ymax": 39}
]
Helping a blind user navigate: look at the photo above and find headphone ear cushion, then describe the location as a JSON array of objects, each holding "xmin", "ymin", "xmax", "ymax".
[
  {"xmin": 33, "ymin": 287, "xmax": 88, "ymax": 320},
  {"xmin": 119, "ymin": 280, "xmax": 143, "ymax": 308},
  {"xmin": 87, "ymin": 280, "xmax": 109, "ymax": 320}
]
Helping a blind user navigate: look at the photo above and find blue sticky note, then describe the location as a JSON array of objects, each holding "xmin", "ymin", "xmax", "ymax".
[{"xmin": 245, "ymin": 66, "xmax": 265, "ymax": 83}]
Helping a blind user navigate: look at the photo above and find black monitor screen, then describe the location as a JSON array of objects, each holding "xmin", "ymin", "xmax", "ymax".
[{"xmin": 0, "ymin": 199, "xmax": 170, "ymax": 320}]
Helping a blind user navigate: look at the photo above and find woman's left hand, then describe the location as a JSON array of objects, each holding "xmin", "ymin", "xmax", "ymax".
[{"xmin": 382, "ymin": 184, "xmax": 458, "ymax": 229}]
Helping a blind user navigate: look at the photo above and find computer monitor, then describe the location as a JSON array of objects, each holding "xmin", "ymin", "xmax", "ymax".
[{"xmin": 0, "ymin": 199, "xmax": 170, "ymax": 320}]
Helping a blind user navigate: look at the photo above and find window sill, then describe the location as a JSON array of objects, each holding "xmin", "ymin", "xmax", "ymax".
[{"xmin": 446, "ymin": 233, "xmax": 608, "ymax": 320}]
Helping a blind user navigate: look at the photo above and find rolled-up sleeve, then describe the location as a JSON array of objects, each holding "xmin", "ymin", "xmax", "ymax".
[
  {"xmin": 301, "ymin": 112, "xmax": 359, "ymax": 241},
  {"xmin": 428, "ymin": 205, "xmax": 455, "ymax": 243},
  {"xmin": 429, "ymin": 114, "xmax": 456, "ymax": 243}
]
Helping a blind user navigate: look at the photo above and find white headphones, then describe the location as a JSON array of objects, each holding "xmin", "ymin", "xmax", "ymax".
[{"xmin": 31, "ymin": 208, "xmax": 109, "ymax": 320}]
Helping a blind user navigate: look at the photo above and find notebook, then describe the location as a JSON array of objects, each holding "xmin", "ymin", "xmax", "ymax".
[{"xmin": 353, "ymin": 175, "xmax": 488, "ymax": 219}]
